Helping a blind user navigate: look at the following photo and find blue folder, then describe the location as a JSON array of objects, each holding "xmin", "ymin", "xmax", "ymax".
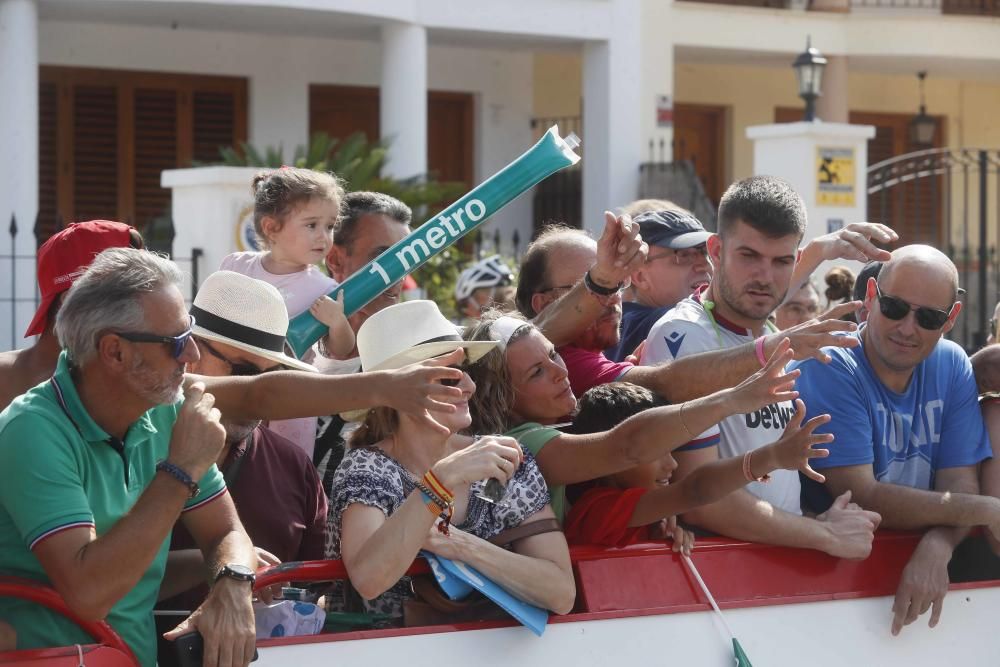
[{"xmin": 420, "ymin": 551, "xmax": 549, "ymax": 636}]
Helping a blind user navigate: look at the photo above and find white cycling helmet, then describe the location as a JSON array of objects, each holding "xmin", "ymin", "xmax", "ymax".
[{"xmin": 455, "ymin": 255, "xmax": 515, "ymax": 302}]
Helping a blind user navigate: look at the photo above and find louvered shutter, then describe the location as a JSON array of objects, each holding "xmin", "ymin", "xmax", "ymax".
[
  {"xmin": 134, "ymin": 88, "xmax": 178, "ymax": 230},
  {"xmin": 192, "ymin": 90, "xmax": 239, "ymax": 164},
  {"xmin": 72, "ymin": 85, "xmax": 118, "ymax": 222},
  {"xmin": 37, "ymin": 81, "xmax": 59, "ymax": 244}
]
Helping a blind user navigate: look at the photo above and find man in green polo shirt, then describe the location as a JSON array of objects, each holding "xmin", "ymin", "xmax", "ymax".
[
  {"xmin": 0, "ymin": 248, "xmax": 474, "ymax": 665},
  {"xmin": 0, "ymin": 249, "xmax": 257, "ymax": 667}
]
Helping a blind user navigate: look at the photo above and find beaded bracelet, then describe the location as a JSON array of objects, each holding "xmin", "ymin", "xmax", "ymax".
[
  {"xmin": 742, "ymin": 450, "xmax": 771, "ymax": 484},
  {"xmin": 413, "ymin": 477, "xmax": 455, "ymax": 536}
]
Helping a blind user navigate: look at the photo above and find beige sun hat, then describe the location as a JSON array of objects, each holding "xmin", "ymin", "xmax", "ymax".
[
  {"xmin": 190, "ymin": 270, "xmax": 316, "ymax": 373},
  {"xmin": 341, "ymin": 300, "xmax": 500, "ymax": 421}
]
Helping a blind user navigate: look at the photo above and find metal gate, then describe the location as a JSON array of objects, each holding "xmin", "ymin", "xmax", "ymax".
[{"xmin": 867, "ymin": 148, "xmax": 999, "ymax": 351}]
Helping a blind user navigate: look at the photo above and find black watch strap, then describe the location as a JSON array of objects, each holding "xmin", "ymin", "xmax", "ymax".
[
  {"xmin": 215, "ymin": 563, "xmax": 256, "ymax": 585},
  {"xmin": 584, "ymin": 270, "xmax": 622, "ymax": 296}
]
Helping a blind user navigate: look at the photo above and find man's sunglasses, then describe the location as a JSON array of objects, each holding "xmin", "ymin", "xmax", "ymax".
[
  {"xmin": 115, "ymin": 316, "xmax": 196, "ymax": 359},
  {"xmin": 875, "ymin": 285, "xmax": 953, "ymax": 330},
  {"xmin": 197, "ymin": 337, "xmax": 280, "ymax": 377}
]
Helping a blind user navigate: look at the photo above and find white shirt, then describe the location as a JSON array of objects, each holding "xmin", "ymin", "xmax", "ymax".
[{"xmin": 642, "ymin": 288, "xmax": 802, "ymax": 515}]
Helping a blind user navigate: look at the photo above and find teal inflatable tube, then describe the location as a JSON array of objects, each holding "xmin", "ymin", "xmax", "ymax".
[{"xmin": 286, "ymin": 125, "xmax": 581, "ymax": 358}]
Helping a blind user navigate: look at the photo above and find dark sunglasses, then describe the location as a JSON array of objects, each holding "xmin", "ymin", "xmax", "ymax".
[
  {"xmin": 115, "ymin": 316, "xmax": 195, "ymax": 359},
  {"xmin": 439, "ymin": 363, "xmax": 469, "ymax": 387},
  {"xmin": 875, "ymin": 285, "xmax": 953, "ymax": 330},
  {"xmin": 197, "ymin": 338, "xmax": 280, "ymax": 377}
]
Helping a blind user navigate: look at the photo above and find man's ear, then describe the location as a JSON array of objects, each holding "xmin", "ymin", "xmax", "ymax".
[
  {"xmin": 97, "ymin": 333, "xmax": 128, "ymax": 372},
  {"xmin": 631, "ymin": 265, "xmax": 651, "ymax": 292},
  {"xmin": 707, "ymin": 234, "xmax": 722, "ymax": 265},
  {"xmin": 326, "ymin": 245, "xmax": 347, "ymax": 282},
  {"xmin": 530, "ymin": 292, "xmax": 551, "ymax": 317}
]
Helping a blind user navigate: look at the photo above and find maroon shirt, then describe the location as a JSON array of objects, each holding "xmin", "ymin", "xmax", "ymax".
[{"xmin": 162, "ymin": 426, "xmax": 327, "ymax": 609}]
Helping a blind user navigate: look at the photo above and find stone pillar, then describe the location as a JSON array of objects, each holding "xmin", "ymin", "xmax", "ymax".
[
  {"xmin": 747, "ymin": 121, "xmax": 875, "ymax": 278},
  {"xmin": 380, "ymin": 22, "xmax": 427, "ymax": 179},
  {"xmin": 581, "ymin": 0, "xmax": 642, "ymax": 235},
  {"xmin": 0, "ymin": 0, "xmax": 39, "ymax": 351},
  {"xmin": 816, "ymin": 55, "xmax": 849, "ymax": 124}
]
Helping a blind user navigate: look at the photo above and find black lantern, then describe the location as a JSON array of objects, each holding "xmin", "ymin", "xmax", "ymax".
[
  {"xmin": 792, "ymin": 37, "xmax": 827, "ymax": 122},
  {"xmin": 909, "ymin": 71, "xmax": 935, "ymax": 148}
]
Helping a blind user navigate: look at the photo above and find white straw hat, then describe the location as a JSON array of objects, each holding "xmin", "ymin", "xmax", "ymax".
[
  {"xmin": 341, "ymin": 300, "xmax": 499, "ymax": 421},
  {"xmin": 190, "ymin": 270, "xmax": 316, "ymax": 373}
]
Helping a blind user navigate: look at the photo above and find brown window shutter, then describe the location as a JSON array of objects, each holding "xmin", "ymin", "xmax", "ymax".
[
  {"xmin": 192, "ymin": 90, "xmax": 237, "ymax": 164},
  {"xmin": 72, "ymin": 85, "xmax": 118, "ymax": 223},
  {"xmin": 38, "ymin": 81, "xmax": 59, "ymax": 244},
  {"xmin": 134, "ymin": 88, "xmax": 178, "ymax": 230}
]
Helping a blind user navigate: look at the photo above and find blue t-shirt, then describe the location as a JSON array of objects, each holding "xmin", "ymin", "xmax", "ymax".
[
  {"xmin": 605, "ymin": 302, "xmax": 670, "ymax": 363},
  {"xmin": 791, "ymin": 330, "xmax": 991, "ymax": 513}
]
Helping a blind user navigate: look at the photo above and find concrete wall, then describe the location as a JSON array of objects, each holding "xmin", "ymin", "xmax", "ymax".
[{"xmin": 39, "ymin": 19, "xmax": 536, "ymax": 253}]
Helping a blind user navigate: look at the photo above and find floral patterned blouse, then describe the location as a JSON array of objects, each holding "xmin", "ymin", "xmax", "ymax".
[{"xmin": 325, "ymin": 445, "xmax": 550, "ymax": 619}]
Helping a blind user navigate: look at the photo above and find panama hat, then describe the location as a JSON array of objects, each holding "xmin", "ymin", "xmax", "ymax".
[
  {"xmin": 341, "ymin": 300, "xmax": 499, "ymax": 421},
  {"xmin": 190, "ymin": 270, "xmax": 316, "ymax": 372}
]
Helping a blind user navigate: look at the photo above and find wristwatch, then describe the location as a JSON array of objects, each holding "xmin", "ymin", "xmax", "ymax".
[{"xmin": 214, "ymin": 563, "xmax": 256, "ymax": 586}]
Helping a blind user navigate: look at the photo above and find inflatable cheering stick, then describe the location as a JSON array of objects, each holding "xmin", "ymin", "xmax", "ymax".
[{"xmin": 286, "ymin": 126, "xmax": 581, "ymax": 358}]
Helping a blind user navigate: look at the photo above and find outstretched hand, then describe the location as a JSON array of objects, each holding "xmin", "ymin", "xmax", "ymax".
[
  {"xmin": 765, "ymin": 399, "xmax": 832, "ymax": 483},
  {"xmin": 727, "ymin": 337, "xmax": 800, "ymax": 414},
  {"xmin": 592, "ymin": 211, "xmax": 647, "ymax": 288},
  {"xmin": 380, "ymin": 348, "xmax": 466, "ymax": 436},
  {"xmin": 807, "ymin": 221, "xmax": 896, "ymax": 264},
  {"xmin": 767, "ymin": 313, "xmax": 859, "ymax": 364}
]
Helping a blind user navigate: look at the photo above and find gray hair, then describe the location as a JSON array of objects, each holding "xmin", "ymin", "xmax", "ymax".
[
  {"xmin": 55, "ymin": 248, "xmax": 183, "ymax": 365},
  {"xmin": 333, "ymin": 191, "xmax": 412, "ymax": 251}
]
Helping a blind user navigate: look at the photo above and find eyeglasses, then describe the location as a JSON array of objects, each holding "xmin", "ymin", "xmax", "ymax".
[
  {"xmin": 197, "ymin": 337, "xmax": 280, "ymax": 377},
  {"xmin": 647, "ymin": 245, "xmax": 709, "ymax": 267},
  {"xmin": 538, "ymin": 277, "xmax": 631, "ymax": 296},
  {"xmin": 875, "ymin": 285, "xmax": 953, "ymax": 330},
  {"xmin": 115, "ymin": 316, "xmax": 196, "ymax": 359},
  {"xmin": 439, "ymin": 363, "xmax": 469, "ymax": 387}
]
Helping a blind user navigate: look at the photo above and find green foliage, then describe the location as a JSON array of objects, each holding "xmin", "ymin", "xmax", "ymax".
[
  {"xmin": 207, "ymin": 131, "xmax": 466, "ymax": 211},
  {"xmin": 411, "ymin": 246, "xmax": 467, "ymax": 319}
]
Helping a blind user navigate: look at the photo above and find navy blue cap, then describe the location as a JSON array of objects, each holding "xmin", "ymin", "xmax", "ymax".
[{"xmin": 632, "ymin": 209, "xmax": 711, "ymax": 250}]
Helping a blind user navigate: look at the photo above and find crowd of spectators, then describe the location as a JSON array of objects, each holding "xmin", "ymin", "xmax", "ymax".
[{"xmin": 1, "ymin": 167, "xmax": 999, "ymax": 665}]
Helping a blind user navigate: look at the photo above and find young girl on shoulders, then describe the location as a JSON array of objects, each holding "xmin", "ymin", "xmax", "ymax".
[
  {"xmin": 221, "ymin": 167, "xmax": 355, "ymax": 454},
  {"xmin": 222, "ymin": 167, "xmax": 354, "ymax": 360}
]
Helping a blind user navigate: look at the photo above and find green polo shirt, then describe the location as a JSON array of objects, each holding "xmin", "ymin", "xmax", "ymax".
[
  {"xmin": 505, "ymin": 422, "xmax": 565, "ymax": 522},
  {"xmin": 0, "ymin": 352, "xmax": 225, "ymax": 666}
]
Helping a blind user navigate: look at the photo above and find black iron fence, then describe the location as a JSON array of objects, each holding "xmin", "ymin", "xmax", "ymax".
[
  {"xmin": 2, "ymin": 213, "xmax": 202, "ymax": 353},
  {"xmin": 868, "ymin": 148, "xmax": 1000, "ymax": 351}
]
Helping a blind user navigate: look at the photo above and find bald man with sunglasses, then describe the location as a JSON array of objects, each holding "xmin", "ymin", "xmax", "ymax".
[{"xmin": 792, "ymin": 244, "xmax": 996, "ymax": 637}]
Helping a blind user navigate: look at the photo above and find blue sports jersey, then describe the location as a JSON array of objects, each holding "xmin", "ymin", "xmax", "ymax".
[{"xmin": 791, "ymin": 330, "xmax": 991, "ymax": 512}]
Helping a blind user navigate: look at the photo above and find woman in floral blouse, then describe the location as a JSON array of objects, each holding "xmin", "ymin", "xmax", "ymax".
[{"xmin": 325, "ymin": 301, "xmax": 575, "ymax": 622}]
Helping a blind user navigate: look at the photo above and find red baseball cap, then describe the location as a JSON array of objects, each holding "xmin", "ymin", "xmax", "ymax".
[{"xmin": 24, "ymin": 220, "xmax": 137, "ymax": 337}]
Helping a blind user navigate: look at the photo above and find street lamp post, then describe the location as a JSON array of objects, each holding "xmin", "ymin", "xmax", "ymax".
[
  {"xmin": 792, "ymin": 37, "xmax": 827, "ymax": 122},
  {"xmin": 909, "ymin": 71, "xmax": 936, "ymax": 148}
]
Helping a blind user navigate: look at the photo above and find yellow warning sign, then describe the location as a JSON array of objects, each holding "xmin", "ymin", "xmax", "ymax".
[{"xmin": 816, "ymin": 147, "xmax": 855, "ymax": 207}]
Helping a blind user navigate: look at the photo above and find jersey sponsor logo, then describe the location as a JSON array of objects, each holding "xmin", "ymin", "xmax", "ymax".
[
  {"xmin": 664, "ymin": 331, "xmax": 686, "ymax": 358},
  {"xmin": 745, "ymin": 402, "xmax": 795, "ymax": 430}
]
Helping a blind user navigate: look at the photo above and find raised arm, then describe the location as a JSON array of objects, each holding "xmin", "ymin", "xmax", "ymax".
[
  {"xmin": 534, "ymin": 212, "xmax": 646, "ymax": 347},
  {"xmin": 785, "ymin": 222, "xmax": 896, "ymax": 300}
]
